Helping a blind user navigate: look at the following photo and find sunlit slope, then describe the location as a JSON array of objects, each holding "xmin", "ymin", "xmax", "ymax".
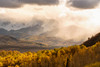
[
  {"xmin": 0, "ymin": 35, "xmax": 53, "ymax": 52},
  {"xmin": 0, "ymin": 42, "xmax": 99, "ymax": 67}
]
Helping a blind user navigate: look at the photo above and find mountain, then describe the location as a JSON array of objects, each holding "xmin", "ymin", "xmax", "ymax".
[
  {"xmin": 0, "ymin": 22, "xmax": 28, "ymax": 30},
  {"xmin": 0, "ymin": 28, "xmax": 82, "ymax": 46},
  {"xmin": 23, "ymin": 35, "xmax": 82, "ymax": 46},
  {"xmin": 0, "ymin": 21, "xmax": 83, "ymax": 47},
  {"xmin": 0, "ymin": 35, "xmax": 55, "ymax": 52},
  {"xmin": 0, "ymin": 22, "xmax": 44, "ymax": 38},
  {"xmin": 0, "ymin": 22, "xmax": 56, "ymax": 38},
  {"xmin": 0, "ymin": 34, "xmax": 33, "ymax": 46},
  {"xmin": 82, "ymin": 33, "xmax": 100, "ymax": 47}
]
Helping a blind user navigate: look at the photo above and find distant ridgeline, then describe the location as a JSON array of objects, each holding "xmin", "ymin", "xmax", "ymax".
[
  {"xmin": 82, "ymin": 33, "xmax": 100, "ymax": 47},
  {"xmin": 0, "ymin": 34, "xmax": 55, "ymax": 52}
]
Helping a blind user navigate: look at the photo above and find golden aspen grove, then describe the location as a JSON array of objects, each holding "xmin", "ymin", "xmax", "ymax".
[{"xmin": 0, "ymin": 42, "xmax": 99, "ymax": 67}]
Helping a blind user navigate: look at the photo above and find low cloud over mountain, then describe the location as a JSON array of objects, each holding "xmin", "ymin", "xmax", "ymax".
[{"xmin": 0, "ymin": 0, "xmax": 100, "ymax": 44}]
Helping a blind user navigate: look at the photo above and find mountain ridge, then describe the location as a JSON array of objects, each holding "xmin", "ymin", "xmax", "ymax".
[{"xmin": 83, "ymin": 33, "xmax": 100, "ymax": 47}]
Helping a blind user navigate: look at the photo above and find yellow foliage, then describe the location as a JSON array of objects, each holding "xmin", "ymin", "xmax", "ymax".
[{"xmin": 0, "ymin": 43, "xmax": 99, "ymax": 67}]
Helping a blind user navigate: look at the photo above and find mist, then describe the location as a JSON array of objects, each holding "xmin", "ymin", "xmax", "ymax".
[{"xmin": 0, "ymin": 0, "xmax": 100, "ymax": 41}]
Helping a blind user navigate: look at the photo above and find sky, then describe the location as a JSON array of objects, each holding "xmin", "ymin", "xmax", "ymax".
[{"xmin": 0, "ymin": 0, "xmax": 100, "ymax": 41}]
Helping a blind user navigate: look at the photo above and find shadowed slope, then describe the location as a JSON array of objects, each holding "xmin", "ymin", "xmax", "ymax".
[{"xmin": 83, "ymin": 33, "xmax": 100, "ymax": 47}]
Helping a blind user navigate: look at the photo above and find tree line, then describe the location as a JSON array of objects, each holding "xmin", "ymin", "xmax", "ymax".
[{"xmin": 0, "ymin": 42, "xmax": 99, "ymax": 67}]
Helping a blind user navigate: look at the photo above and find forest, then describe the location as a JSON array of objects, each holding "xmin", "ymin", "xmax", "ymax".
[{"xmin": 0, "ymin": 42, "xmax": 99, "ymax": 67}]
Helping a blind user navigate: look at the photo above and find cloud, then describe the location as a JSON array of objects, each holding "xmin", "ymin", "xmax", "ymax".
[
  {"xmin": 0, "ymin": 0, "xmax": 22, "ymax": 8},
  {"xmin": 67, "ymin": 0, "xmax": 100, "ymax": 9},
  {"xmin": 19, "ymin": 0, "xmax": 59, "ymax": 5},
  {"xmin": 0, "ymin": 0, "xmax": 59, "ymax": 8},
  {"xmin": 0, "ymin": 4, "xmax": 100, "ymax": 42}
]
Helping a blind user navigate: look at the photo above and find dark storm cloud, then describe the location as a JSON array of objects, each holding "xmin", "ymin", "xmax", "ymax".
[
  {"xmin": 19, "ymin": 0, "xmax": 59, "ymax": 5},
  {"xmin": 67, "ymin": 0, "xmax": 100, "ymax": 9},
  {"xmin": 0, "ymin": 0, "xmax": 59, "ymax": 8},
  {"xmin": 0, "ymin": 0, "xmax": 22, "ymax": 8}
]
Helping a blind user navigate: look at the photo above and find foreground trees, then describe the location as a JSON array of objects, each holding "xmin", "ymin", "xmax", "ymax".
[
  {"xmin": 0, "ymin": 42, "xmax": 99, "ymax": 67},
  {"xmin": 85, "ymin": 62, "xmax": 100, "ymax": 67}
]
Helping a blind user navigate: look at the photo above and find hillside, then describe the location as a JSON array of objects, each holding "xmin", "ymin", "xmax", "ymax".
[
  {"xmin": 0, "ymin": 35, "xmax": 56, "ymax": 52},
  {"xmin": 0, "ymin": 32, "xmax": 99, "ymax": 67},
  {"xmin": 0, "ymin": 42, "xmax": 99, "ymax": 67},
  {"xmin": 0, "ymin": 35, "xmax": 35, "ymax": 46},
  {"xmin": 0, "ymin": 28, "xmax": 82, "ymax": 47},
  {"xmin": 22, "ymin": 35, "xmax": 81, "ymax": 46},
  {"xmin": 83, "ymin": 33, "xmax": 100, "ymax": 47}
]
